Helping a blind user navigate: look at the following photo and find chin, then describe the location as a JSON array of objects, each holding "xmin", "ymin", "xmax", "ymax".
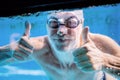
[
  {"xmin": 52, "ymin": 42, "xmax": 71, "ymax": 53},
  {"xmin": 56, "ymin": 45, "xmax": 70, "ymax": 52},
  {"xmin": 48, "ymin": 37, "xmax": 76, "ymax": 52}
]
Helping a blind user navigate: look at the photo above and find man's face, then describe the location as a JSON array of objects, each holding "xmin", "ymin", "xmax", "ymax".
[{"xmin": 47, "ymin": 10, "xmax": 84, "ymax": 52}]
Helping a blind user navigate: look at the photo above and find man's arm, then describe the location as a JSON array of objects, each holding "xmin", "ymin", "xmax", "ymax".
[
  {"xmin": 0, "ymin": 21, "xmax": 33, "ymax": 66},
  {"xmin": 0, "ymin": 45, "xmax": 13, "ymax": 61},
  {"xmin": 0, "ymin": 21, "xmax": 49, "ymax": 66},
  {"xmin": 0, "ymin": 36, "xmax": 47, "ymax": 66},
  {"xmin": 91, "ymin": 33, "xmax": 120, "ymax": 57},
  {"xmin": 0, "ymin": 42, "xmax": 27, "ymax": 66},
  {"xmin": 0, "ymin": 44, "xmax": 15, "ymax": 66},
  {"xmin": 101, "ymin": 53, "xmax": 120, "ymax": 79},
  {"xmin": 73, "ymin": 27, "xmax": 120, "ymax": 79},
  {"xmin": 91, "ymin": 32, "xmax": 120, "ymax": 79}
]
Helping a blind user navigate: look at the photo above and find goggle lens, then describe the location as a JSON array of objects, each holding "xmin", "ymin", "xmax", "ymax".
[{"xmin": 47, "ymin": 17, "xmax": 80, "ymax": 28}]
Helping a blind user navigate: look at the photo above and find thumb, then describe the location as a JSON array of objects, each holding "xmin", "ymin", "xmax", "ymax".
[
  {"xmin": 23, "ymin": 21, "xmax": 31, "ymax": 37},
  {"xmin": 82, "ymin": 26, "xmax": 91, "ymax": 44}
]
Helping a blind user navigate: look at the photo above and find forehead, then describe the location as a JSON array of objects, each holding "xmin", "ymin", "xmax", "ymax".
[{"xmin": 47, "ymin": 10, "xmax": 84, "ymax": 20}]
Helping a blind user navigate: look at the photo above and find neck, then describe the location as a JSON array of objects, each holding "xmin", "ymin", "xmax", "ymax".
[{"xmin": 55, "ymin": 50, "xmax": 74, "ymax": 67}]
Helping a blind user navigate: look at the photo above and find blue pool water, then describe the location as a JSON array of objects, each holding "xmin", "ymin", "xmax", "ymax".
[{"xmin": 0, "ymin": 3, "xmax": 120, "ymax": 80}]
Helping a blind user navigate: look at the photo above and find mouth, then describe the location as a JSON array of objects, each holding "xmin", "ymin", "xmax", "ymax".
[{"xmin": 54, "ymin": 38, "xmax": 71, "ymax": 42}]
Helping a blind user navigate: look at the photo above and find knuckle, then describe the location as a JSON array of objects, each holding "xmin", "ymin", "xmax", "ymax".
[
  {"xmin": 81, "ymin": 46, "xmax": 88, "ymax": 51},
  {"xmin": 19, "ymin": 37, "xmax": 33, "ymax": 50},
  {"xmin": 20, "ymin": 36, "xmax": 26, "ymax": 41},
  {"xmin": 13, "ymin": 47, "xmax": 30, "ymax": 60},
  {"xmin": 18, "ymin": 45, "xmax": 31, "ymax": 53},
  {"xmin": 13, "ymin": 52, "xmax": 25, "ymax": 61}
]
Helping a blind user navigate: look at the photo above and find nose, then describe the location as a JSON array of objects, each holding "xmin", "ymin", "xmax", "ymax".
[{"xmin": 57, "ymin": 25, "xmax": 67, "ymax": 36}]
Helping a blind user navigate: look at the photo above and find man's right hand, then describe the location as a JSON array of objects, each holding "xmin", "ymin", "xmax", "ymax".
[{"xmin": 12, "ymin": 21, "xmax": 34, "ymax": 61}]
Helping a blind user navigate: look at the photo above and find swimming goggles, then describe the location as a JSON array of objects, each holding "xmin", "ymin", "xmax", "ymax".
[{"xmin": 47, "ymin": 16, "xmax": 81, "ymax": 28}]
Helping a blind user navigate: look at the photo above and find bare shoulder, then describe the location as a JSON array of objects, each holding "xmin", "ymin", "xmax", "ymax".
[
  {"xmin": 89, "ymin": 33, "xmax": 120, "ymax": 56},
  {"xmin": 29, "ymin": 35, "xmax": 49, "ymax": 51}
]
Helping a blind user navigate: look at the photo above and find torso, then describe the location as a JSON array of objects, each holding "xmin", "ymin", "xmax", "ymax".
[
  {"xmin": 30, "ymin": 35, "xmax": 116, "ymax": 80},
  {"xmin": 32, "ymin": 48, "xmax": 97, "ymax": 80}
]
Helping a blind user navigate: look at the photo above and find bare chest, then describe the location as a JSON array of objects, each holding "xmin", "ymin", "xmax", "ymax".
[
  {"xmin": 39, "ymin": 61, "xmax": 95, "ymax": 80},
  {"xmin": 32, "ymin": 52, "xmax": 97, "ymax": 80}
]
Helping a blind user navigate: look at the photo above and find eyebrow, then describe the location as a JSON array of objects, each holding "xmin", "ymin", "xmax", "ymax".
[
  {"xmin": 66, "ymin": 16, "xmax": 78, "ymax": 21},
  {"xmin": 48, "ymin": 16, "xmax": 58, "ymax": 20},
  {"xmin": 48, "ymin": 15, "xmax": 78, "ymax": 21}
]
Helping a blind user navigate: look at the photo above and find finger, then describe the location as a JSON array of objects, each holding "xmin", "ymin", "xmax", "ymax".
[
  {"xmin": 74, "ymin": 55, "xmax": 89, "ymax": 63},
  {"xmin": 18, "ymin": 45, "xmax": 31, "ymax": 56},
  {"xmin": 82, "ymin": 26, "xmax": 91, "ymax": 44},
  {"xmin": 76, "ymin": 61, "xmax": 94, "ymax": 71},
  {"xmin": 15, "ymin": 49, "xmax": 29, "ymax": 58},
  {"xmin": 76, "ymin": 61, "xmax": 92, "ymax": 68},
  {"xmin": 13, "ymin": 51, "xmax": 25, "ymax": 60},
  {"xmin": 19, "ymin": 37, "xmax": 34, "ymax": 50},
  {"xmin": 23, "ymin": 21, "xmax": 31, "ymax": 37},
  {"xmin": 73, "ymin": 47, "xmax": 88, "ymax": 57},
  {"xmin": 80, "ymin": 66, "xmax": 94, "ymax": 72},
  {"xmin": 18, "ymin": 44, "xmax": 33, "ymax": 53}
]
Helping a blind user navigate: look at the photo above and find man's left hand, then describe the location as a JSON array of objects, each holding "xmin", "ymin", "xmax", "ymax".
[{"xmin": 73, "ymin": 27, "xmax": 105, "ymax": 72}]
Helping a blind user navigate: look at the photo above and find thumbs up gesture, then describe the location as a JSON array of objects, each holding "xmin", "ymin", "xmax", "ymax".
[
  {"xmin": 73, "ymin": 27, "xmax": 104, "ymax": 72},
  {"xmin": 13, "ymin": 21, "xmax": 34, "ymax": 61}
]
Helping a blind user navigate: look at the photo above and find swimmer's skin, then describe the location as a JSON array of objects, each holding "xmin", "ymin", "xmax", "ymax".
[{"xmin": 0, "ymin": 10, "xmax": 120, "ymax": 80}]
